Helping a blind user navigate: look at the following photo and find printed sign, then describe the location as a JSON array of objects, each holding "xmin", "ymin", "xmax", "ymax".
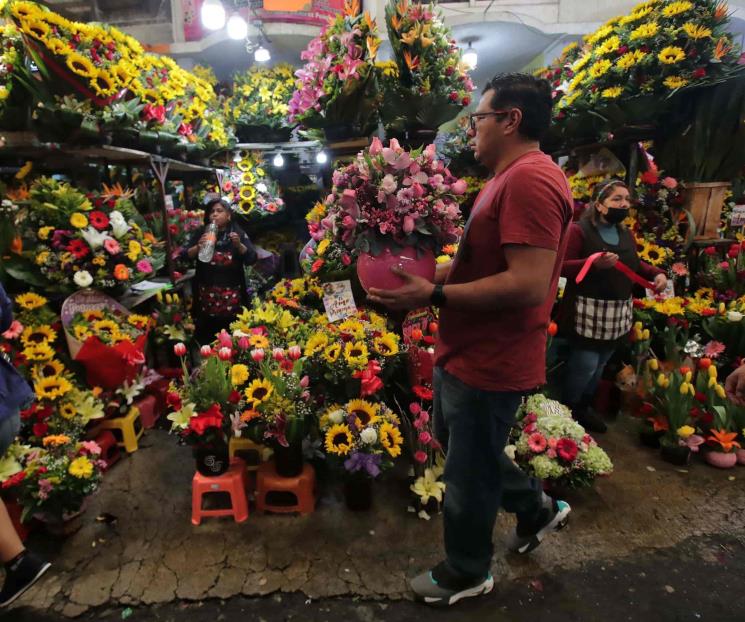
[
  {"xmin": 730, "ymin": 205, "xmax": 745, "ymax": 227},
  {"xmin": 322, "ymin": 280, "xmax": 357, "ymax": 323}
]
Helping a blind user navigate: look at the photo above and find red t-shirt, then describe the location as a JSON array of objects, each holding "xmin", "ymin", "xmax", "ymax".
[{"xmin": 435, "ymin": 151, "xmax": 573, "ymax": 392}]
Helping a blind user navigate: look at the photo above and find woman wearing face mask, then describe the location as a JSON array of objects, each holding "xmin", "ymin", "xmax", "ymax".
[
  {"xmin": 560, "ymin": 179, "xmax": 667, "ymax": 433},
  {"xmin": 182, "ymin": 199, "xmax": 257, "ymax": 345}
]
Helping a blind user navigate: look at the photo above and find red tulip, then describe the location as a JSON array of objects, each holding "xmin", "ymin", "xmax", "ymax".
[
  {"xmin": 218, "ymin": 347, "xmax": 232, "ymax": 361},
  {"xmin": 173, "ymin": 342, "xmax": 187, "ymax": 357}
]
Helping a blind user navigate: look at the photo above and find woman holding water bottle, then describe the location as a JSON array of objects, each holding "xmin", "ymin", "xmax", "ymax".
[{"xmin": 182, "ymin": 198, "xmax": 257, "ymax": 345}]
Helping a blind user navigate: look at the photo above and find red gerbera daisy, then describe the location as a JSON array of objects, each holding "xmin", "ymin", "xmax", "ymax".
[
  {"xmin": 89, "ymin": 210, "xmax": 110, "ymax": 230},
  {"xmin": 67, "ymin": 238, "xmax": 90, "ymax": 259},
  {"xmin": 412, "ymin": 385, "xmax": 433, "ymax": 401}
]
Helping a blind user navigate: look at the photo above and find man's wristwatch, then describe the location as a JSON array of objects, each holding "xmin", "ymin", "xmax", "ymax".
[{"xmin": 430, "ymin": 283, "xmax": 447, "ymax": 307}]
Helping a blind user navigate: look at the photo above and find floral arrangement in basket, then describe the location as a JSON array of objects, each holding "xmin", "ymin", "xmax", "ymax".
[
  {"xmin": 537, "ymin": 0, "xmax": 743, "ymax": 139},
  {"xmin": 288, "ymin": 0, "xmax": 381, "ymax": 135},
  {"xmin": 226, "ymin": 64, "xmax": 295, "ymax": 137},
  {"xmin": 319, "ymin": 399, "xmax": 403, "ymax": 478},
  {"xmin": 225, "ymin": 151, "xmax": 285, "ymax": 222},
  {"xmin": 4, "ymin": 434, "xmax": 103, "ymax": 523},
  {"xmin": 320, "ymin": 138, "xmax": 465, "ymax": 290},
  {"xmin": 507, "ymin": 394, "xmax": 613, "ymax": 488},
  {"xmin": 151, "ymin": 291, "xmax": 194, "ymax": 349},
  {"xmin": 382, "ymin": 0, "xmax": 474, "ymax": 132}
]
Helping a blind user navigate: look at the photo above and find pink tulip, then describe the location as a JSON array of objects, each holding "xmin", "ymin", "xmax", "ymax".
[
  {"xmin": 288, "ymin": 345, "xmax": 302, "ymax": 360},
  {"xmin": 300, "ymin": 375, "xmax": 310, "ymax": 388},
  {"xmin": 237, "ymin": 336, "xmax": 250, "ymax": 351},
  {"xmin": 200, "ymin": 345, "xmax": 213, "ymax": 357},
  {"xmin": 403, "ymin": 215, "xmax": 415, "ymax": 234},
  {"xmin": 369, "ymin": 136, "xmax": 383, "ymax": 155},
  {"xmin": 217, "ymin": 330, "xmax": 233, "ymax": 348},
  {"xmin": 173, "ymin": 342, "xmax": 187, "ymax": 357},
  {"xmin": 251, "ymin": 348, "xmax": 265, "ymax": 362},
  {"xmin": 218, "ymin": 347, "xmax": 232, "ymax": 361},
  {"xmin": 272, "ymin": 347, "xmax": 285, "ymax": 361}
]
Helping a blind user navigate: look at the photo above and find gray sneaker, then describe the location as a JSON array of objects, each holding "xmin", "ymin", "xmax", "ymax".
[
  {"xmin": 507, "ymin": 494, "xmax": 571, "ymax": 554},
  {"xmin": 410, "ymin": 561, "xmax": 494, "ymax": 606}
]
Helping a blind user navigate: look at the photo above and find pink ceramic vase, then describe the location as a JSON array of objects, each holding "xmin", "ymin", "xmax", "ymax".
[
  {"xmin": 356, "ymin": 247, "xmax": 436, "ymax": 293},
  {"xmin": 735, "ymin": 448, "xmax": 745, "ymax": 466},
  {"xmin": 704, "ymin": 451, "xmax": 737, "ymax": 469}
]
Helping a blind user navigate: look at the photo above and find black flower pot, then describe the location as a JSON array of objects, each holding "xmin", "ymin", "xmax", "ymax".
[
  {"xmin": 639, "ymin": 428, "xmax": 663, "ymax": 449},
  {"xmin": 273, "ymin": 442, "xmax": 303, "ymax": 478},
  {"xmin": 344, "ymin": 474, "xmax": 373, "ymax": 511},
  {"xmin": 194, "ymin": 445, "xmax": 229, "ymax": 477},
  {"xmin": 236, "ymin": 124, "xmax": 292, "ymax": 143},
  {"xmin": 660, "ymin": 444, "xmax": 691, "ymax": 466}
]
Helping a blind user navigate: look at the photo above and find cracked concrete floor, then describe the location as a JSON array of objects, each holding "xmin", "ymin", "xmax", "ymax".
[{"xmin": 7, "ymin": 415, "xmax": 745, "ymax": 618}]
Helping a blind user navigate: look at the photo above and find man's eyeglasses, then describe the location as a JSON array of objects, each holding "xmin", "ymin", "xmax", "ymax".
[{"xmin": 468, "ymin": 111, "xmax": 510, "ymax": 131}]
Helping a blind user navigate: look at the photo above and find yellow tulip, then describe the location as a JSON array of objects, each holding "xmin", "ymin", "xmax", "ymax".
[
  {"xmin": 657, "ymin": 373, "xmax": 667, "ymax": 386},
  {"xmin": 642, "ymin": 329, "xmax": 650, "ymax": 340},
  {"xmin": 685, "ymin": 371, "xmax": 692, "ymax": 383},
  {"xmin": 677, "ymin": 425, "xmax": 695, "ymax": 439},
  {"xmin": 708, "ymin": 366, "xmax": 717, "ymax": 379},
  {"xmin": 634, "ymin": 321, "xmax": 642, "ymax": 331},
  {"xmin": 679, "ymin": 382, "xmax": 689, "ymax": 395},
  {"xmin": 719, "ymin": 303, "xmax": 726, "ymax": 314},
  {"xmin": 708, "ymin": 377, "xmax": 717, "ymax": 388},
  {"xmin": 715, "ymin": 384, "xmax": 726, "ymax": 399},
  {"xmin": 648, "ymin": 358, "xmax": 659, "ymax": 371}
]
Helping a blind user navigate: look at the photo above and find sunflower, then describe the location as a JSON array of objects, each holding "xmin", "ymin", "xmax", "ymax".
[
  {"xmin": 595, "ymin": 35, "xmax": 621, "ymax": 57},
  {"xmin": 241, "ymin": 171, "xmax": 256, "ymax": 185},
  {"xmin": 35, "ymin": 375, "xmax": 73, "ymax": 401},
  {"xmin": 33, "ymin": 359, "xmax": 65, "ymax": 381},
  {"xmin": 59, "ymin": 402, "xmax": 77, "ymax": 420},
  {"xmin": 23, "ymin": 342, "xmax": 55, "ymax": 362},
  {"xmin": 73, "ymin": 325, "xmax": 93, "ymax": 341},
  {"xmin": 66, "ymin": 52, "xmax": 97, "ymax": 79},
  {"xmin": 373, "ymin": 333, "xmax": 399, "ymax": 356},
  {"xmin": 92, "ymin": 319, "xmax": 118, "ymax": 338},
  {"xmin": 112, "ymin": 62, "xmax": 136, "ymax": 87},
  {"xmin": 588, "ymin": 59, "xmax": 612, "ymax": 79},
  {"xmin": 601, "ymin": 86, "xmax": 624, "ymax": 99},
  {"xmin": 323, "ymin": 343, "xmax": 342, "ymax": 363},
  {"xmin": 304, "ymin": 332, "xmax": 329, "ymax": 356},
  {"xmin": 237, "ymin": 158, "xmax": 252, "ymax": 172},
  {"xmin": 245, "ymin": 378, "xmax": 273, "ymax": 406},
  {"xmin": 90, "ymin": 69, "xmax": 117, "ymax": 97},
  {"xmin": 619, "ymin": 6, "xmax": 652, "ymax": 24},
  {"xmin": 338, "ymin": 320, "xmax": 365, "ymax": 340},
  {"xmin": 83, "ymin": 310, "xmax": 103, "ymax": 321},
  {"xmin": 231, "ymin": 364, "xmax": 250, "ymax": 387},
  {"xmin": 658, "ymin": 46, "xmax": 686, "ymax": 65},
  {"xmin": 237, "ymin": 200, "xmax": 254, "ymax": 215},
  {"xmin": 343, "ymin": 341, "xmax": 369, "ymax": 368},
  {"xmin": 379, "ymin": 422, "xmax": 403, "ymax": 458},
  {"xmin": 324, "ymin": 423, "xmax": 354, "ymax": 456},
  {"xmin": 681, "ymin": 23, "xmax": 712, "ymax": 40},
  {"xmin": 585, "ymin": 25, "xmax": 613, "ymax": 46},
  {"xmin": 616, "ymin": 50, "xmax": 647, "ymax": 71},
  {"xmin": 21, "ymin": 324, "xmax": 56, "ymax": 348},
  {"xmin": 662, "ymin": 1, "xmax": 693, "ymax": 18},
  {"xmin": 128, "ymin": 314, "xmax": 150, "ymax": 329},
  {"xmin": 347, "ymin": 399, "xmax": 379, "ymax": 428},
  {"xmin": 15, "ymin": 292, "xmax": 47, "ymax": 310},
  {"xmin": 240, "ymin": 186, "xmax": 257, "ymax": 202},
  {"xmin": 571, "ymin": 54, "xmax": 591, "ymax": 73},
  {"xmin": 21, "ymin": 18, "xmax": 50, "ymax": 41},
  {"xmin": 248, "ymin": 334, "xmax": 270, "ymax": 349},
  {"xmin": 640, "ymin": 243, "xmax": 670, "ymax": 266},
  {"xmin": 663, "ymin": 75, "xmax": 689, "ymax": 89},
  {"xmin": 10, "ymin": 1, "xmax": 39, "ymax": 20},
  {"xmin": 629, "ymin": 22, "xmax": 659, "ymax": 41}
]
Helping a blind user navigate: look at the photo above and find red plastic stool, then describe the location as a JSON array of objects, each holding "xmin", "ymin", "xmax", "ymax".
[
  {"xmin": 191, "ymin": 458, "xmax": 249, "ymax": 525},
  {"xmin": 255, "ymin": 461, "xmax": 316, "ymax": 515},
  {"xmin": 145, "ymin": 377, "xmax": 171, "ymax": 416},
  {"xmin": 134, "ymin": 395, "xmax": 159, "ymax": 429},
  {"xmin": 94, "ymin": 430, "xmax": 121, "ymax": 470}
]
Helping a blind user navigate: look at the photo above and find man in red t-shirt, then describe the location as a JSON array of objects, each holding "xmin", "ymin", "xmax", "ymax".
[{"xmin": 369, "ymin": 74, "xmax": 573, "ymax": 606}]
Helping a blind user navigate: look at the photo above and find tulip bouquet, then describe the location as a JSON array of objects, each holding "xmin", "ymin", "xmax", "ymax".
[
  {"xmin": 321, "ymin": 138, "xmax": 465, "ymax": 257},
  {"xmin": 382, "ymin": 0, "xmax": 474, "ymax": 132},
  {"xmin": 151, "ymin": 291, "xmax": 194, "ymax": 350},
  {"xmin": 288, "ymin": 0, "xmax": 381, "ymax": 135},
  {"xmin": 508, "ymin": 394, "xmax": 613, "ymax": 488},
  {"xmin": 648, "ymin": 365, "xmax": 697, "ymax": 449}
]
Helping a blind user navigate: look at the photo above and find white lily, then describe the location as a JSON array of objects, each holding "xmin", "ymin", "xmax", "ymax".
[
  {"xmin": 167, "ymin": 402, "xmax": 197, "ymax": 431},
  {"xmin": 80, "ymin": 226, "xmax": 111, "ymax": 250}
]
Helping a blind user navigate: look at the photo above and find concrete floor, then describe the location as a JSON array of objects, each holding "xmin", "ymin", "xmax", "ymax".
[{"xmin": 5, "ymin": 415, "xmax": 745, "ymax": 620}]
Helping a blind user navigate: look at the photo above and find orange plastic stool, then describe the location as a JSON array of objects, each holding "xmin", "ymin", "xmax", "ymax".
[
  {"xmin": 191, "ymin": 458, "xmax": 249, "ymax": 525},
  {"xmin": 255, "ymin": 461, "xmax": 316, "ymax": 515}
]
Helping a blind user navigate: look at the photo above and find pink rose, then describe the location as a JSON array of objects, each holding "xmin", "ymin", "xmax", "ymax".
[
  {"xmin": 451, "ymin": 179, "xmax": 468, "ymax": 195},
  {"xmin": 546, "ymin": 448, "xmax": 557, "ymax": 459},
  {"xmin": 418, "ymin": 431, "xmax": 432, "ymax": 445},
  {"xmin": 548, "ymin": 437, "xmax": 558, "ymax": 449},
  {"xmin": 414, "ymin": 450, "xmax": 428, "ymax": 463},
  {"xmin": 661, "ymin": 177, "xmax": 678, "ymax": 190},
  {"xmin": 409, "ymin": 402, "xmax": 421, "ymax": 415}
]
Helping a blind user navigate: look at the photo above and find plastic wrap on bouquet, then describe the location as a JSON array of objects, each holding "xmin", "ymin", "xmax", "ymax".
[{"xmin": 407, "ymin": 346, "xmax": 434, "ymax": 386}]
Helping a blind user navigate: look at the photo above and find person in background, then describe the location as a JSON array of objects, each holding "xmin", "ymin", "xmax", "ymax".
[
  {"xmin": 368, "ymin": 73, "xmax": 573, "ymax": 606},
  {"xmin": 726, "ymin": 365, "xmax": 745, "ymax": 405},
  {"xmin": 0, "ymin": 283, "xmax": 51, "ymax": 607},
  {"xmin": 181, "ymin": 199, "xmax": 257, "ymax": 345},
  {"xmin": 560, "ymin": 179, "xmax": 667, "ymax": 433}
]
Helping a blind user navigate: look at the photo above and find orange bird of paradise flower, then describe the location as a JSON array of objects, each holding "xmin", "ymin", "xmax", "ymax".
[
  {"xmin": 101, "ymin": 182, "xmax": 135, "ymax": 201},
  {"xmin": 714, "ymin": 1, "xmax": 729, "ymax": 20},
  {"xmin": 713, "ymin": 37, "xmax": 732, "ymax": 60},
  {"xmin": 366, "ymin": 36, "xmax": 380, "ymax": 59},
  {"xmin": 707, "ymin": 429, "xmax": 740, "ymax": 452},
  {"xmin": 364, "ymin": 11, "xmax": 375, "ymax": 32},
  {"xmin": 403, "ymin": 50, "xmax": 420, "ymax": 71},
  {"xmin": 390, "ymin": 13, "xmax": 402, "ymax": 32},
  {"xmin": 344, "ymin": 0, "xmax": 360, "ymax": 17},
  {"xmin": 396, "ymin": 0, "xmax": 409, "ymax": 16}
]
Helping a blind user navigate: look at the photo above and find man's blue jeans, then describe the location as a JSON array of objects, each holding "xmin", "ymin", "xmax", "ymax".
[
  {"xmin": 433, "ymin": 367, "xmax": 544, "ymax": 578},
  {"xmin": 563, "ymin": 342, "xmax": 616, "ymax": 409}
]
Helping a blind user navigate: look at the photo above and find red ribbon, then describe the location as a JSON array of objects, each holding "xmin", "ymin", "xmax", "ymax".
[{"xmin": 576, "ymin": 252, "xmax": 656, "ymax": 290}]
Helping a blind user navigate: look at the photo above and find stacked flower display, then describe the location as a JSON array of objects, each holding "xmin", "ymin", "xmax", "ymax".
[
  {"xmin": 288, "ymin": 0, "xmax": 381, "ymax": 137},
  {"xmin": 225, "ymin": 151, "xmax": 285, "ymax": 225},
  {"xmin": 382, "ymin": 0, "xmax": 474, "ymax": 133}
]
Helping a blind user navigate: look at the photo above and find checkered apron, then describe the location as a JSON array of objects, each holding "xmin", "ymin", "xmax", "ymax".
[{"xmin": 574, "ymin": 296, "xmax": 633, "ymax": 341}]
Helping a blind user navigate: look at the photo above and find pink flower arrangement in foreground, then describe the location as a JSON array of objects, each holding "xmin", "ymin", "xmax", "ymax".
[{"xmin": 321, "ymin": 138, "xmax": 464, "ymax": 255}]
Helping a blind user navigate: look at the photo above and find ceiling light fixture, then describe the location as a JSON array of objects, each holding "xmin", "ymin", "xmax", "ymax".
[
  {"xmin": 254, "ymin": 46, "xmax": 270, "ymax": 63},
  {"xmin": 272, "ymin": 153, "xmax": 284, "ymax": 168},
  {"xmin": 226, "ymin": 13, "xmax": 248, "ymax": 40},
  {"xmin": 315, "ymin": 151, "xmax": 328, "ymax": 165},
  {"xmin": 462, "ymin": 42, "xmax": 477, "ymax": 70},
  {"xmin": 200, "ymin": 0, "xmax": 226, "ymax": 31}
]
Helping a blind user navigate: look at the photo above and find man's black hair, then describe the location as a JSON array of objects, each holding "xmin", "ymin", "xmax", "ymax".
[{"xmin": 482, "ymin": 73, "xmax": 553, "ymax": 141}]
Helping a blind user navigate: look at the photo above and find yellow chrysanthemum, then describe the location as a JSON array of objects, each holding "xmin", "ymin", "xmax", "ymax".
[
  {"xmin": 90, "ymin": 69, "xmax": 117, "ymax": 97},
  {"xmin": 663, "ymin": 75, "xmax": 689, "ymax": 89},
  {"xmin": 15, "ymin": 292, "xmax": 47, "ymax": 310},
  {"xmin": 347, "ymin": 399, "xmax": 380, "ymax": 428},
  {"xmin": 629, "ymin": 22, "xmax": 659, "ymax": 41},
  {"xmin": 32, "ymin": 359, "xmax": 65, "ymax": 381},
  {"xmin": 373, "ymin": 333, "xmax": 399, "ymax": 356},
  {"xmin": 601, "ymin": 86, "xmax": 624, "ymax": 99},
  {"xmin": 589, "ymin": 59, "xmax": 612, "ymax": 79},
  {"xmin": 325, "ymin": 423, "xmax": 354, "ymax": 456},
  {"xmin": 35, "ymin": 375, "xmax": 73, "ymax": 401},
  {"xmin": 658, "ymin": 46, "xmax": 686, "ymax": 65},
  {"xmin": 304, "ymin": 332, "xmax": 329, "ymax": 356},
  {"xmin": 231, "ymin": 364, "xmax": 250, "ymax": 387},
  {"xmin": 316, "ymin": 239, "xmax": 330, "ymax": 256},
  {"xmin": 70, "ymin": 212, "xmax": 88, "ymax": 229},
  {"xmin": 662, "ymin": 1, "xmax": 693, "ymax": 18},
  {"xmin": 21, "ymin": 324, "xmax": 56, "ymax": 348},
  {"xmin": 682, "ymin": 23, "xmax": 712, "ymax": 40},
  {"xmin": 68, "ymin": 456, "xmax": 94, "ymax": 479},
  {"xmin": 66, "ymin": 52, "xmax": 96, "ymax": 78},
  {"xmin": 343, "ymin": 341, "xmax": 369, "ymax": 368},
  {"xmin": 616, "ymin": 50, "xmax": 648, "ymax": 71},
  {"xmin": 23, "ymin": 342, "xmax": 55, "ymax": 362},
  {"xmin": 59, "ymin": 402, "xmax": 77, "ymax": 420},
  {"xmin": 379, "ymin": 422, "xmax": 403, "ymax": 458},
  {"xmin": 127, "ymin": 240, "xmax": 142, "ymax": 261},
  {"xmin": 245, "ymin": 378, "xmax": 273, "ymax": 406},
  {"xmin": 248, "ymin": 334, "xmax": 270, "ymax": 349},
  {"xmin": 42, "ymin": 434, "xmax": 71, "ymax": 447},
  {"xmin": 323, "ymin": 343, "xmax": 342, "ymax": 363}
]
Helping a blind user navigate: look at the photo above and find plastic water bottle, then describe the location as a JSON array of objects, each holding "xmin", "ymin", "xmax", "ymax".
[{"xmin": 198, "ymin": 223, "xmax": 218, "ymax": 263}]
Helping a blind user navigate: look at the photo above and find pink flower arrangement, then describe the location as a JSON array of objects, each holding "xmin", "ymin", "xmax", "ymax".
[{"xmin": 321, "ymin": 138, "xmax": 464, "ymax": 254}]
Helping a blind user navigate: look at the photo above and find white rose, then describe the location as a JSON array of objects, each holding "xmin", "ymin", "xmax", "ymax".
[
  {"xmin": 727, "ymin": 311, "xmax": 743, "ymax": 322},
  {"xmin": 73, "ymin": 270, "xmax": 93, "ymax": 288},
  {"xmin": 329, "ymin": 409, "xmax": 345, "ymax": 425},
  {"xmin": 360, "ymin": 427, "xmax": 378, "ymax": 445}
]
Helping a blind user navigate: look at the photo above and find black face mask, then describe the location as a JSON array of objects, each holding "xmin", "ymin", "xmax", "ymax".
[{"xmin": 603, "ymin": 208, "xmax": 628, "ymax": 224}]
